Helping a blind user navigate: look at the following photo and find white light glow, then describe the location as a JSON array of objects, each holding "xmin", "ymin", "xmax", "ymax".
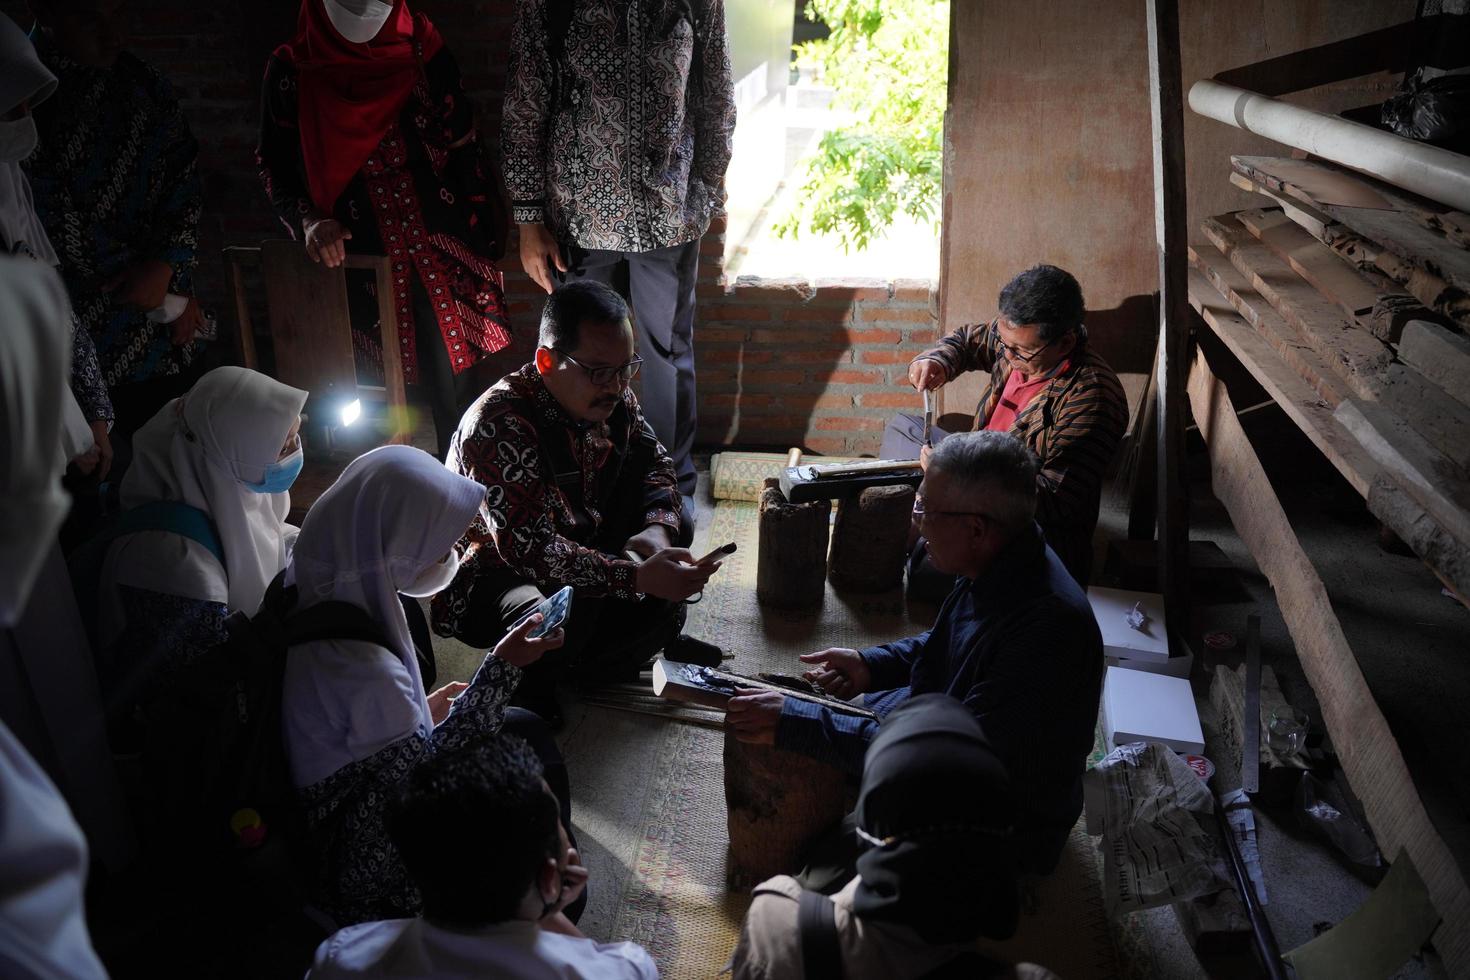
[{"xmin": 340, "ymin": 398, "xmax": 362, "ymax": 427}]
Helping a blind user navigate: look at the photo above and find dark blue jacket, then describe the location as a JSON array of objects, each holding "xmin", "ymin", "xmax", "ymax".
[{"xmin": 775, "ymin": 524, "xmax": 1103, "ymax": 872}]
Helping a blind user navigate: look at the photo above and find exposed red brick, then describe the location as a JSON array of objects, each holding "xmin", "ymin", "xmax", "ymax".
[
  {"xmin": 700, "ymin": 304, "xmax": 774, "ymax": 322},
  {"xmin": 826, "ymin": 369, "xmax": 884, "ymax": 385},
  {"xmin": 859, "ymin": 306, "xmax": 936, "ymax": 324},
  {"xmin": 776, "ymin": 306, "xmax": 853, "ymax": 325},
  {"xmin": 859, "ymin": 349, "xmax": 917, "ymax": 365},
  {"xmin": 814, "ymin": 415, "xmax": 885, "ymax": 432},
  {"xmin": 858, "ymin": 391, "xmax": 925, "ymax": 408},
  {"xmin": 848, "ymin": 328, "xmax": 903, "ymax": 345},
  {"xmin": 699, "ymin": 327, "xmax": 752, "ymax": 344}
]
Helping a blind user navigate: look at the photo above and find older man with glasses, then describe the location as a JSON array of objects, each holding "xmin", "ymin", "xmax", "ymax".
[
  {"xmin": 726, "ymin": 431, "xmax": 1104, "ymax": 877},
  {"xmin": 432, "ymin": 281, "xmax": 724, "ymax": 728},
  {"xmin": 880, "ymin": 265, "xmax": 1128, "ymax": 588}
]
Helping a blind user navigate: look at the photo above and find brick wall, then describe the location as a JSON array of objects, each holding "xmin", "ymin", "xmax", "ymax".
[{"xmin": 2, "ymin": 1, "xmax": 937, "ymax": 456}]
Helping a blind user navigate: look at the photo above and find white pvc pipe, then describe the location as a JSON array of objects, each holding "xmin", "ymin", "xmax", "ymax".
[{"xmin": 1188, "ymin": 78, "xmax": 1470, "ymax": 214}]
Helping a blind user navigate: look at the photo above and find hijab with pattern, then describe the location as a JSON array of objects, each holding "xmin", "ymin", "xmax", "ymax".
[
  {"xmin": 121, "ymin": 366, "xmax": 307, "ymax": 615},
  {"xmin": 287, "ymin": 445, "xmax": 485, "ymax": 733},
  {"xmin": 852, "ymin": 693, "xmax": 1021, "ymax": 944}
]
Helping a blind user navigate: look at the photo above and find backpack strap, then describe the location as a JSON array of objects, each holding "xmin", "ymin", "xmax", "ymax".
[
  {"xmin": 114, "ymin": 500, "xmax": 225, "ymax": 565},
  {"xmin": 253, "ymin": 572, "xmax": 393, "ymax": 650},
  {"xmin": 797, "ymin": 890, "xmax": 843, "ymax": 980}
]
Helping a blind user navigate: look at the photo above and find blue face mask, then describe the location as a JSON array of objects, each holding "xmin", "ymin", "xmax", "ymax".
[{"xmin": 245, "ymin": 447, "xmax": 304, "ymax": 494}]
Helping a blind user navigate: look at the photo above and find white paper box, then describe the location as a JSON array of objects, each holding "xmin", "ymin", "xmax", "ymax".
[
  {"xmin": 1089, "ymin": 586, "xmax": 1170, "ymax": 663},
  {"xmin": 1101, "ymin": 665, "xmax": 1205, "ymax": 755}
]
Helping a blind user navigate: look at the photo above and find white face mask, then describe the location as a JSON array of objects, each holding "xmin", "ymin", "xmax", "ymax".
[
  {"xmin": 324, "ymin": 0, "xmax": 394, "ymax": 43},
  {"xmin": 0, "ymin": 115, "xmax": 38, "ymax": 164},
  {"xmin": 400, "ymin": 549, "xmax": 460, "ymax": 598}
]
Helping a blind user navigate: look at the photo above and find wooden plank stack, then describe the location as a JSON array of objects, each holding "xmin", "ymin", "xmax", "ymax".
[{"xmin": 1187, "ymin": 155, "xmax": 1470, "ymax": 601}]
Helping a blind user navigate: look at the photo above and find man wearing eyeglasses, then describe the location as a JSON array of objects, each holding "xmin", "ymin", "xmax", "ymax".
[
  {"xmin": 880, "ymin": 265, "xmax": 1128, "ymax": 587},
  {"xmin": 432, "ymin": 281, "xmax": 724, "ymax": 727},
  {"xmin": 726, "ymin": 431, "xmax": 1104, "ymax": 877}
]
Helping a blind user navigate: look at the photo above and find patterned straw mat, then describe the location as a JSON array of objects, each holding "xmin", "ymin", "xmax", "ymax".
[{"xmin": 597, "ymin": 453, "xmax": 1159, "ymax": 978}]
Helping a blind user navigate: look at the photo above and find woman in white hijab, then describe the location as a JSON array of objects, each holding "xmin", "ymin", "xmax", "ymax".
[
  {"xmin": 282, "ymin": 444, "xmax": 563, "ymax": 927},
  {"xmin": 97, "ymin": 365, "xmax": 307, "ymax": 714},
  {"xmin": 0, "ymin": 12, "xmax": 114, "ymax": 478},
  {"xmin": 0, "ymin": 255, "xmax": 110, "ymax": 979}
]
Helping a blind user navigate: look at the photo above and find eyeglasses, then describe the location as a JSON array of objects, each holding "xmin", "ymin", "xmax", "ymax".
[
  {"xmin": 554, "ymin": 349, "xmax": 643, "ymax": 386},
  {"xmin": 912, "ymin": 496, "xmax": 996, "ymax": 523},
  {"xmin": 993, "ymin": 320, "xmax": 1053, "ymax": 364}
]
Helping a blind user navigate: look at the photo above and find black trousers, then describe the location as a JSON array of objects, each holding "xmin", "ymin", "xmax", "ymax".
[
  {"xmin": 565, "ymin": 241, "xmax": 700, "ymax": 496},
  {"xmin": 501, "ymin": 706, "xmax": 586, "ymax": 923}
]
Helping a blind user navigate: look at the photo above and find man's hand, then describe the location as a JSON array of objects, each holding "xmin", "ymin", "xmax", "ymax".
[
  {"xmin": 919, "ymin": 444, "xmax": 933, "ymax": 472},
  {"xmin": 634, "ymin": 548, "xmax": 718, "ymax": 602},
  {"xmin": 623, "ymin": 523, "xmax": 674, "ymax": 562},
  {"xmin": 491, "ymin": 610, "xmax": 565, "ymax": 668},
  {"xmin": 304, "ymin": 217, "xmax": 352, "ymax": 268},
  {"xmin": 170, "ymin": 296, "xmax": 205, "ymax": 346},
  {"xmin": 725, "ymin": 690, "xmax": 783, "ymax": 745},
  {"xmin": 102, "ymin": 259, "xmax": 173, "ymax": 312},
  {"xmin": 519, "ymin": 222, "xmax": 566, "ymax": 294},
  {"xmin": 907, "ymin": 357, "xmax": 946, "ymax": 392},
  {"xmin": 799, "ymin": 647, "xmax": 872, "ymax": 699},
  {"xmin": 426, "ymin": 681, "xmax": 469, "ymax": 725}
]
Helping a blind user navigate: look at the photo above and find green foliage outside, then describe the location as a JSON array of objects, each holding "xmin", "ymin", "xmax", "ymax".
[{"xmin": 775, "ymin": 0, "xmax": 949, "ymax": 252}]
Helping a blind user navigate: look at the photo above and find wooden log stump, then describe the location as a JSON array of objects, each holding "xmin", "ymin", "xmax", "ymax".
[
  {"xmin": 827, "ymin": 484, "xmax": 916, "ymax": 592},
  {"xmin": 723, "ymin": 732, "xmax": 847, "ymax": 890},
  {"xmin": 756, "ymin": 478, "xmax": 830, "ymax": 609}
]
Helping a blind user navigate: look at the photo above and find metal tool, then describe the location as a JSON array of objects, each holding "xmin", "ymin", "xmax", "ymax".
[
  {"xmin": 922, "ymin": 388, "xmax": 934, "ymax": 447},
  {"xmin": 1242, "ymin": 614, "xmax": 1261, "ymax": 795}
]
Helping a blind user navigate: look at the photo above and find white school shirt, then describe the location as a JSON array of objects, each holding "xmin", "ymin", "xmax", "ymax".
[{"xmin": 306, "ymin": 916, "xmax": 659, "ymax": 979}]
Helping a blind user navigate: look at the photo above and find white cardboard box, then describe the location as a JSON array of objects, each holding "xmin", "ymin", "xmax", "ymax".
[
  {"xmin": 1089, "ymin": 586, "xmax": 1169, "ymax": 663},
  {"xmin": 1101, "ymin": 665, "xmax": 1205, "ymax": 755}
]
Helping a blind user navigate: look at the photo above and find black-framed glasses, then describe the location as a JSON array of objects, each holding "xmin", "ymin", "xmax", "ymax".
[
  {"xmin": 554, "ymin": 349, "xmax": 643, "ymax": 386},
  {"xmin": 992, "ymin": 320, "xmax": 1054, "ymax": 364},
  {"xmin": 912, "ymin": 497, "xmax": 996, "ymax": 522}
]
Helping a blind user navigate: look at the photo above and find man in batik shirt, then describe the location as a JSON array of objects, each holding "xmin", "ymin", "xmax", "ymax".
[
  {"xmin": 432, "ymin": 281, "xmax": 723, "ymax": 725},
  {"xmin": 503, "ymin": 0, "xmax": 736, "ymax": 513}
]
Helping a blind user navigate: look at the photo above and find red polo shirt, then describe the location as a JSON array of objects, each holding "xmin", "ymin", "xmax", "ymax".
[{"xmin": 985, "ymin": 360, "xmax": 1070, "ymax": 433}]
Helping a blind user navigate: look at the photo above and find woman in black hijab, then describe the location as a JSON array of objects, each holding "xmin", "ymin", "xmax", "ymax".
[{"xmin": 731, "ymin": 694, "xmax": 1053, "ymax": 979}]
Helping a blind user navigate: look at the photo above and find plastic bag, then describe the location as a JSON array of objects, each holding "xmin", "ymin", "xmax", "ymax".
[
  {"xmin": 1295, "ymin": 772, "xmax": 1383, "ymax": 870},
  {"xmin": 1381, "ymin": 72, "xmax": 1470, "ymax": 151}
]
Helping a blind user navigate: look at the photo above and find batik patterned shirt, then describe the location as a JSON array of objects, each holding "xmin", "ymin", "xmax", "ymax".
[
  {"xmin": 25, "ymin": 36, "xmax": 202, "ymax": 387},
  {"xmin": 503, "ymin": 0, "xmax": 737, "ymax": 252},
  {"xmin": 432, "ymin": 365, "xmax": 681, "ymax": 641}
]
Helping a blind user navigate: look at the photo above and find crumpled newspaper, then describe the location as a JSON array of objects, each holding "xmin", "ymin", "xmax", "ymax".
[{"xmin": 1084, "ymin": 742, "xmax": 1231, "ymax": 914}]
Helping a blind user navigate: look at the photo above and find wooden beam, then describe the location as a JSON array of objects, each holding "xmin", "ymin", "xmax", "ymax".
[
  {"xmin": 1233, "ymin": 156, "xmax": 1470, "ymax": 296},
  {"xmin": 1368, "ymin": 475, "xmax": 1470, "ymax": 601},
  {"xmin": 1189, "ymin": 239, "xmax": 1353, "ymax": 408},
  {"xmin": 1187, "ymin": 270, "xmax": 1376, "ymax": 496},
  {"xmin": 1334, "ymin": 399, "xmax": 1470, "ymax": 542},
  {"xmin": 1400, "ymin": 320, "xmax": 1470, "ymax": 410},
  {"xmin": 1187, "ymin": 344, "xmax": 1470, "ymax": 977},
  {"xmin": 1378, "ymin": 364, "xmax": 1470, "ymax": 474},
  {"xmin": 1146, "ymin": 0, "xmax": 1190, "ymax": 624},
  {"xmin": 1202, "ymin": 215, "xmax": 1391, "ymax": 400}
]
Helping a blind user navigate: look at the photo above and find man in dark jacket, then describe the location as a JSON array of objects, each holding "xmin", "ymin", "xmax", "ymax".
[{"xmin": 727, "ymin": 431, "xmax": 1104, "ymax": 875}]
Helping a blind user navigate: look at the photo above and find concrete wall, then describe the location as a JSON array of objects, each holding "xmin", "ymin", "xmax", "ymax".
[{"xmin": 938, "ymin": 0, "xmax": 1417, "ymax": 417}]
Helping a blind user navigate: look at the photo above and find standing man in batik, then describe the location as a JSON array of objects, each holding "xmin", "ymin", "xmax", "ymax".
[
  {"xmin": 24, "ymin": 0, "xmax": 206, "ymax": 459},
  {"xmin": 503, "ymin": 0, "xmax": 736, "ymax": 513}
]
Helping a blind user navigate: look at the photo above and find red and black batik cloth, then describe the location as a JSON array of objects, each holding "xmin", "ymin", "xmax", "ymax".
[{"xmin": 257, "ymin": 1, "xmax": 510, "ymax": 383}]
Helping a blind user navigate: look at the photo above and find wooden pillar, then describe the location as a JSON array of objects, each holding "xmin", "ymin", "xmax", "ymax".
[{"xmin": 1146, "ymin": 0, "xmax": 1191, "ymax": 629}]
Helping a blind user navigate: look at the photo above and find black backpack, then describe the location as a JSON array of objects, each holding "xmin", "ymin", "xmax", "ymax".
[
  {"xmin": 138, "ymin": 570, "xmax": 391, "ymax": 877},
  {"xmin": 797, "ymin": 890, "xmax": 1012, "ymax": 980}
]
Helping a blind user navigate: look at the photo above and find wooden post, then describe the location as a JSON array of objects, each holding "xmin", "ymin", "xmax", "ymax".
[
  {"xmin": 756, "ymin": 479, "xmax": 831, "ymax": 609},
  {"xmin": 1146, "ymin": 0, "xmax": 1190, "ymax": 632},
  {"xmin": 827, "ymin": 485, "xmax": 917, "ymax": 593},
  {"xmin": 723, "ymin": 733, "xmax": 848, "ymax": 891}
]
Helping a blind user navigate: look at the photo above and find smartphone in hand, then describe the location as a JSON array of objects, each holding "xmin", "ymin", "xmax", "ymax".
[
  {"xmin": 513, "ymin": 585, "xmax": 573, "ymax": 639},
  {"xmin": 695, "ymin": 542, "xmax": 737, "ymax": 566}
]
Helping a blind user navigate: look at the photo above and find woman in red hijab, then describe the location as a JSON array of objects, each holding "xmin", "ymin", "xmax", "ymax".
[{"xmin": 257, "ymin": 0, "xmax": 511, "ymax": 456}]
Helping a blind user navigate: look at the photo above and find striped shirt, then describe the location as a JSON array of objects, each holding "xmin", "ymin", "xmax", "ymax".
[{"xmin": 917, "ymin": 320, "xmax": 1128, "ymax": 583}]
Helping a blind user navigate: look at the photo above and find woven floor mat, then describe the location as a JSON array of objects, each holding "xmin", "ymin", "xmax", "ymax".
[{"xmin": 603, "ymin": 498, "xmax": 1156, "ymax": 978}]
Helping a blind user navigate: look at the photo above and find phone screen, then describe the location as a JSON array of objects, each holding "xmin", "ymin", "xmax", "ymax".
[
  {"xmin": 696, "ymin": 541, "xmax": 736, "ymax": 565},
  {"xmin": 517, "ymin": 585, "xmax": 572, "ymax": 639}
]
